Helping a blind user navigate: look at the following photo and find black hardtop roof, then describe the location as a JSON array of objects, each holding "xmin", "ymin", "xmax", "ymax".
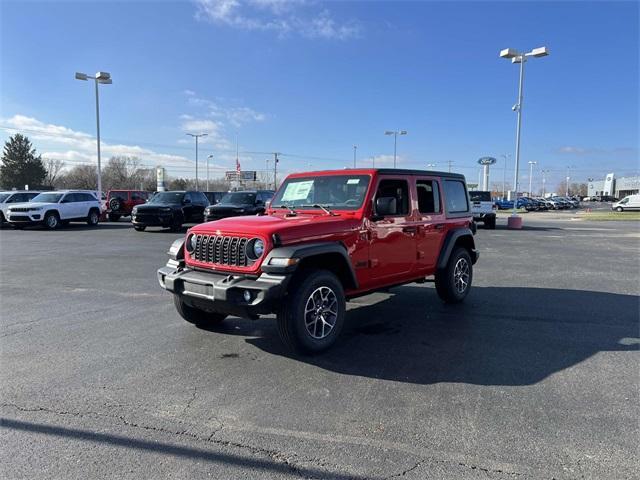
[{"xmin": 375, "ymin": 168, "xmax": 466, "ymax": 180}]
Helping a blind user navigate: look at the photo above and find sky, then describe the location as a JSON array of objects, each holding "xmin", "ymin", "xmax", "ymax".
[{"xmin": 1, "ymin": 0, "xmax": 638, "ymax": 192}]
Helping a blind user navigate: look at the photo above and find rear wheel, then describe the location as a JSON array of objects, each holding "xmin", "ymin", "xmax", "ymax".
[
  {"xmin": 108, "ymin": 213, "xmax": 121, "ymax": 222},
  {"xmin": 87, "ymin": 209, "xmax": 100, "ymax": 226},
  {"xmin": 44, "ymin": 211, "xmax": 60, "ymax": 230},
  {"xmin": 134, "ymin": 225, "xmax": 146, "ymax": 232},
  {"xmin": 277, "ymin": 270, "xmax": 346, "ymax": 354},
  {"xmin": 173, "ymin": 295, "xmax": 227, "ymax": 326},
  {"xmin": 435, "ymin": 247, "xmax": 473, "ymax": 304},
  {"xmin": 485, "ymin": 215, "xmax": 496, "ymax": 229}
]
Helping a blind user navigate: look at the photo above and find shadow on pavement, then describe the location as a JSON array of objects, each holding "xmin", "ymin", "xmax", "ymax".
[
  {"xmin": 0, "ymin": 418, "xmax": 362, "ymax": 479},
  {"xmin": 205, "ymin": 286, "xmax": 639, "ymax": 386}
]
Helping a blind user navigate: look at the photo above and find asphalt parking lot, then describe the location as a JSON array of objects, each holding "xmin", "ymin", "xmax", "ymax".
[{"xmin": 1, "ymin": 214, "xmax": 639, "ymax": 479}]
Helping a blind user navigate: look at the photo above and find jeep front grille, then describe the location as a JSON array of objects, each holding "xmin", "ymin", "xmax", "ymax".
[
  {"xmin": 10, "ymin": 207, "xmax": 32, "ymax": 212},
  {"xmin": 191, "ymin": 234, "xmax": 253, "ymax": 267}
]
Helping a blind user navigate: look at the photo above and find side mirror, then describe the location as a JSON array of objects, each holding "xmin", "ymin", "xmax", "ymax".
[
  {"xmin": 255, "ymin": 199, "xmax": 264, "ymax": 206},
  {"xmin": 375, "ymin": 196, "xmax": 397, "ymax": 217},
  {"xmin": 183, "ymin": 198, "xmax": 192, "ymax": 204}
]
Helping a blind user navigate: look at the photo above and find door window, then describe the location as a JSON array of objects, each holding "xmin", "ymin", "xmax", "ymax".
[
  {"xmin": 416, "ymin": 180, "xmax": 441, "ymax": 214},
  {"xmin": 375, "ymin": 179, "xmax": 410, "ymax": 216}
]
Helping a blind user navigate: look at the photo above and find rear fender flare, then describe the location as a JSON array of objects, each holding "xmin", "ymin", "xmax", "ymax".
[{"xmin": 437, "ymin": 228, "xmax": 477, "ymax": 269}]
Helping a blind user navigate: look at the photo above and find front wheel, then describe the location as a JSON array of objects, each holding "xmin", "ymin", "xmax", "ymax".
[
  {"xmin": 134, "ymin": 225, "xmax": 146, "ymax": 231},
  {"xmin": 616, "ymin": 207, "xmax": 623, "ymax": 212},
  {"xmin": 44, "ymin": 212, "xmax": 60, "ymax": 230},
  {"xmin": 277, "ymin": 270, "xmax": 346, "ymax": 354},
  {"xmin": 485, "ymin": 216, "xmax": 496, "ymax": 230},
  {"xmin": 173, "ymin": 295, "xmax": 227, "ymax": 327},
  {"xmin": 435, "ymin": 247, "xmax": 473, "ymax": 304},
  {"xmin": 108, "ymin": 213, "xmax": 121, "ymax": 222}
]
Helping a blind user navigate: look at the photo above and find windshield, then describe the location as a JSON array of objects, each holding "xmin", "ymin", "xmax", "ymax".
[
  {"xmin": 469, "ymin": 191, "xmax": 491, "ymax": 202},
  {"xmin": 0, "ymin": 193, "xmax": 11, "ymax": 202},
  {"xmin": 271, "ymin": 175, "xmax": 371, "ymax": 210},
  {"xmin": 219, "ymin": 192, "xmax": 256, "ymax": 205},
  {"xmin": 148, "ymin": 192, "xmax": 184, "ymax": 204},
  {"xmin": 31, "ymin": 193, "xmax": 63, "ymax": 203}
]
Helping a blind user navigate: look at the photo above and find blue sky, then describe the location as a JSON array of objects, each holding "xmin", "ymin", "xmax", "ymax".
[{"xmin": 1, "ymin": 0, "xmax": 638, "ymax": 191}]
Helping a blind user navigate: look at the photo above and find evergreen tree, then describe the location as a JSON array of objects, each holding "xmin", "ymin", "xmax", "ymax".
[{"xmin": 0, "ymin": 134, "xmax": 47, "ymax": 189}]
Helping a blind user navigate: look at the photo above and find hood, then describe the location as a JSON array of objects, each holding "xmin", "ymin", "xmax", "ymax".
[
  {"xmin": 191, "ymin": 212, "xmax": 361, "ymax": 245},
  {"xmin": 136, "ymin": 202, "xmax": 179, "ymax": 210},
  {"xmin": 208, "ymin": 203, "xmax": 252, "ymax": 210},
  {"xmin": 7, "ymin": 202, "xmax": 56, "ymax": 210}
]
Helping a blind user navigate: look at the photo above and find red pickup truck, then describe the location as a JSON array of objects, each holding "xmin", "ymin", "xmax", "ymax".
[{"xmin": 158, "ymin": 168, "xmax": 478, "ymax": 353}]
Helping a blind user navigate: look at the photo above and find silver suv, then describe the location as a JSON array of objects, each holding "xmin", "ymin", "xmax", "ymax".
[{"xmin": 7, "ymin": 190, "xmax": 101, "ymax": 230}]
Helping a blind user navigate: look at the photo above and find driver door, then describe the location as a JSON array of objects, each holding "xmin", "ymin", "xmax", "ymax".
[{"xmin": 367, "ymin": 177, "xmax": 417, "ymax": 283}]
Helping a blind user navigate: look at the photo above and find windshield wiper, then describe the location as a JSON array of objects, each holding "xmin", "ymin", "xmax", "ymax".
[
  {"xmin": 312, "ymin": 204, "xmax": 337, "ymax": 216},
  {"xmin": 275, "ymin": 204, "xmax": 297, "ymax": 216}
]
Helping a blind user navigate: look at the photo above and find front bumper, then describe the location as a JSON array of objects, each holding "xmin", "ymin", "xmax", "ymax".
[
  {"xmin": 157, "ymin": 264, "xmax": 290, "ymax": 318},
  {"xmin": 7, "ymin": 212, "xmax": 43, "ymax": 224},
  {"xmin": 132, "ymin": 213, "xmax": 174, "ymax": 227}
]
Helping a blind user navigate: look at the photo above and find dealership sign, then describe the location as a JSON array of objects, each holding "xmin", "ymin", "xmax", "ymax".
[
  {"xmin": 226, "ymin": 170, "xmax": 257, "ymax": 181},
  {"xmin": 478, "ymin": 156, "xmax": 497, "ymax": 165}
]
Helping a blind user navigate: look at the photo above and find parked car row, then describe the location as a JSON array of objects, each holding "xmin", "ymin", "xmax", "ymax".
[
  {"xmin": 1, "ymin": 188, "xmax": 275, "ymax": 231},
  {"xmin": 495, "ymin": 196, "xmax": 581, "ymax": 211}
]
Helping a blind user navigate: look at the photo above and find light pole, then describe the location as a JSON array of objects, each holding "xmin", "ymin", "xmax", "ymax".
[
  {"xmin": 500, "ymin": 46, "xmax": 549, "ymax": 225},
  {"xmin": 501, "ymin": 154, "xmax": 510, "ymax": 199},
  {"xmin": 371, "ymin": 156, "xmax": 375, "ymax": 168},
  {"xmin": 528, "ymin": 160, "xmax": 537, "ymax": 195},
  {"xmin": 384, "ymin": 130, "xmax": 407, "ymax": 168},
  {"xmin": 75, "ymin": 71, "xmax": 112, "ymax": 201},
  {"xmin": 206, "ymin": 154, "xmax": 214, "ymax": 191},
  {"xmin": 565, "ymin": 165, "xmax": 575, "ymax": 196},
  {"xmin": 353, "ymin": 145, "xmax": 357, "ymax": 168},
  {"xmin": 541, "ymin": 169, "xmax": 549, "ymax": 196},
  {"xmin": 186, "ymin": 133, "xmax": 207, "ymax": 190}
]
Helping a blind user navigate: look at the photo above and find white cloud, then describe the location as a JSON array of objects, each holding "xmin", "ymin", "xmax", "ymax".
[
  {"xmin": 369, "ymin": 154, "xmax": 404, "ymax": 166},
  {"xmin": 194, "ymin": 0, "xmax": 361, "ymax": 40},
  {"xmin": 1, "ymin": 114, "xmax": 199, "ymax": 172}
]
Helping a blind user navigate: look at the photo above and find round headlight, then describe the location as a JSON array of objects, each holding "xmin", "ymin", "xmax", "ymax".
[
  {"xmin": 186, "ymin": 234, "xmax": 197, "ymax": 253},
  {"xmin": 247, "ymin": 238, "xmax": 264, "ymax": 260},
  {"xmin": 253, "ymin": 239, "xmax": 264, "ymax": 257}
]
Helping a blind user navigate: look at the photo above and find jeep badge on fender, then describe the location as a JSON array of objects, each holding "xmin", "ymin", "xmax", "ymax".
[{"xmin": 157, "ymin": 168, "xmax": 479, "ymax": 354}]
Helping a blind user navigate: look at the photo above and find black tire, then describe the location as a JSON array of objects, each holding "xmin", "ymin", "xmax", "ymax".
[
  {"xmin": 616, "ymin": 207, "xmax": 623, "ymax": 212},
  {"xmin": 44, "ymin": 211, "xmax": 60, "ymax": 230},
  {"xmin": 485, "ymin": 215, "xmax": 496, "ymax": 230},
  {"xmin": 87, "ymin": 209, "xmax": 100, "ymax": 226},
  {"xmin": 134, "ymin": 225, "xmax": 146, "ymax": 231},
  {"xmin": 435, "ymin": 247, "xmax": 473, "ymax": 304},
  {"xmin": 276, "ymin": 269, "xmax": 346, "ymax": 355},
  {"xmin": 108, "ymin": 213, "xmax": 121, "ymax": 222},
  {"xmin": 173, "ymin": 295, "xmax": 227, "ymax": 326}
]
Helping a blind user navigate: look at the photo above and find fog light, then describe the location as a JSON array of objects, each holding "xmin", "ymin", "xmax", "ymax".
[{"xmin": 243, "ymin": 290, "xmax": 252, "ymax": 302}]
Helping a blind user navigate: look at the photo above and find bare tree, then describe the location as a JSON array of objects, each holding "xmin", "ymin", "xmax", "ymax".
[
  {"xmin": 44, "ymin": 159, "xmax": 65, "ymax": 188},
  {"xmin": 59, "ymin": 165, "xmax": 98, "ymax": 190}
]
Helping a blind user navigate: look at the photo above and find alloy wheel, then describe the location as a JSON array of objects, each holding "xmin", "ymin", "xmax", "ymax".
[
  {"xmin": 304, "ymin": 286, "xmax": 338, "ymax": 339},
  {"xmin": 453, "ymin": 258, "xmax": 470, "ymax": 294}
]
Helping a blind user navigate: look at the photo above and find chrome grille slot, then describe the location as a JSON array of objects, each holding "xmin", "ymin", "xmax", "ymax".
[{"xmin": 191, "ymin": 234, "xmax": 255, "ymax": 267}]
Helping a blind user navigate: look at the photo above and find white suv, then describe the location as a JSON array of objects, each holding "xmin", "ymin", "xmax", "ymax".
[
  {"xmin": 7, "ymin": 190, "xmax": 101, "ymax": 230},
  {"xmin": 0, "ymin": 190, "xmax": 41, "ymax": 224}
]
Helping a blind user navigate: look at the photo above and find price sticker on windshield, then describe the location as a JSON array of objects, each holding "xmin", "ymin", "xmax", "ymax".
[{"xmin": 281, "ymin": 180, "xmax": 313, "ymax": 201}]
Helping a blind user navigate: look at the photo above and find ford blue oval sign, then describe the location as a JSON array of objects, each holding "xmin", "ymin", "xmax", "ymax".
[{"xmin": 478, "ymin": 156, "xmax": 497, "ymax": 165}]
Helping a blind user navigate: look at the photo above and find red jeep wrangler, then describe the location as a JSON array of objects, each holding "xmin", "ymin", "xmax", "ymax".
[
  {"xmin": 158, "ymin": 169, "xmax": 478, "ymax": 353},
  {"xmin": 106, "ymin": 190, "xmax": 151, "ymax": 221}
]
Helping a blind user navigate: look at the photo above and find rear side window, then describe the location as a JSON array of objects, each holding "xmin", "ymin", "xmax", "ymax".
[
  {"xmin": 444, "ymin": 180, "xmax": 469, "ymax": 213},
  {"xmin": 416, "ymin": 180, "xmax": 441, "ymax": 214},
  {"xmin": 80, "ymin": 193, "xmax": 96, "ymax": 201},
  {"xmin": 110, "ymin": 191, "xmax": 129, "ymax": 201}
]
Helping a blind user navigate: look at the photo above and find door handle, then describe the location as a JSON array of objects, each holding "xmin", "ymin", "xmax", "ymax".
[
  {"xmin": 402, "ymin": 226, "xmax": 417, "ymax": 233},
  {"xmin": 434, "ymin": 224, "xmax": 445, "ymax": 230}
]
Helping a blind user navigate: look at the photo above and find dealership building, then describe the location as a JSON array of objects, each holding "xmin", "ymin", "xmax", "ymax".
[{"xmin": 587, "ymin": 173, "xmax": 640, "ymax": 198}]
